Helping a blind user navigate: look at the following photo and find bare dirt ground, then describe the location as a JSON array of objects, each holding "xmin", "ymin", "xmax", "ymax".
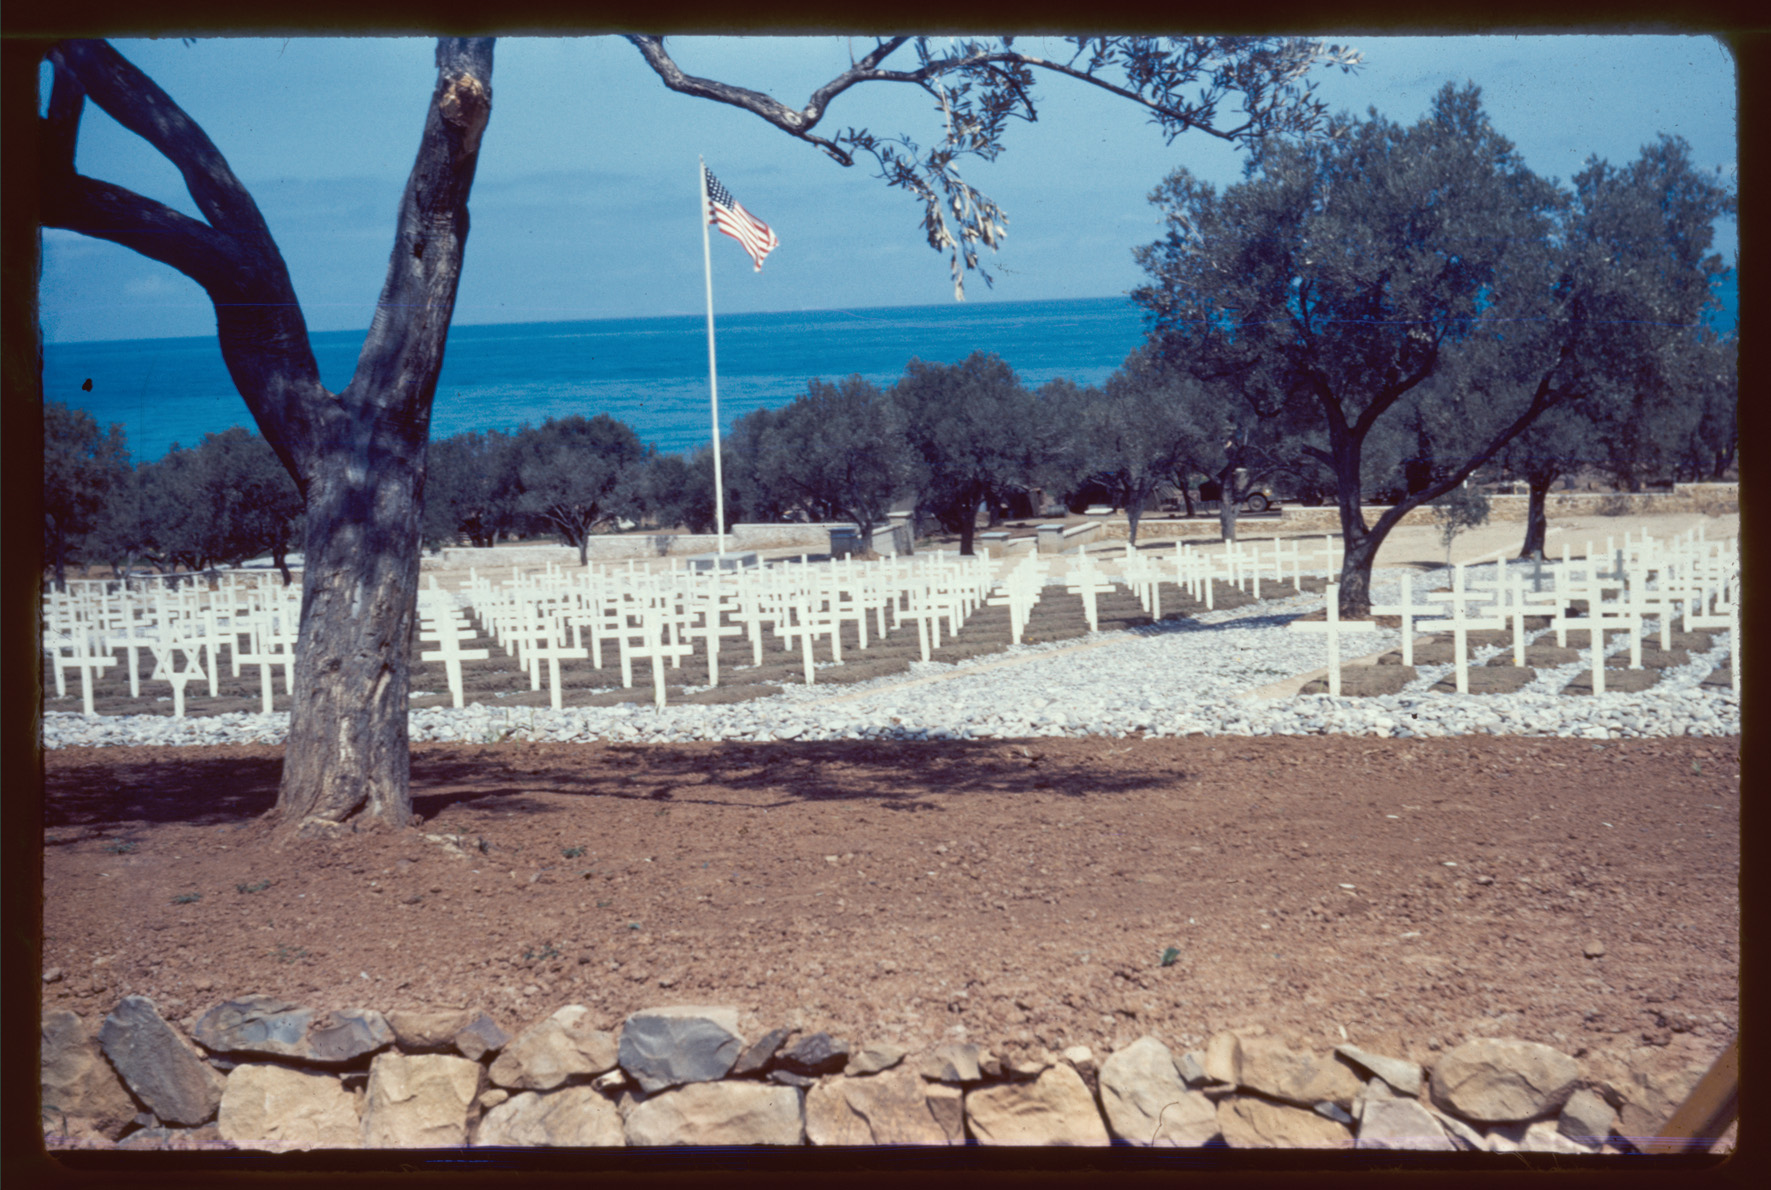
[{"xmin": 43, "ymin": 734, "xmax": 1739, "ymax": 1084}]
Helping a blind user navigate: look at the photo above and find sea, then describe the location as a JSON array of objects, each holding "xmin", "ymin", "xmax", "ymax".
[{"xmin": 42, "ymin": 296, "xmax": 1151, "ymax": 463}]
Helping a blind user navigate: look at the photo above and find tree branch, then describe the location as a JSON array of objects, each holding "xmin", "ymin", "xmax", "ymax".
[
  {"xmin": 345, "ymin": 37, "xmax": 494, "ymax": 452},
  {"xmin": 43, "ymin": 39, "xmax": 326, "ymax": 489}
]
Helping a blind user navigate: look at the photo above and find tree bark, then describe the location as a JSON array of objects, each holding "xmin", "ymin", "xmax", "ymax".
[
  {"xmin": 1517, "ymin": 472, "xmax": 1554, "ymax": 560},
  {"xmin": 41, "ymin": 38, "xmax": 495, "ymax": 835}
]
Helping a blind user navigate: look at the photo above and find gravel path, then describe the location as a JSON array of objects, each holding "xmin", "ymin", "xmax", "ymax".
[{"xmin": 42, "ymin": 563, "xmax": 1737, "ymax": 749}]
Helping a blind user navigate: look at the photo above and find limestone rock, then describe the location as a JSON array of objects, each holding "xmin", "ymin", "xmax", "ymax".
[
  {"xmin": 622, "ymin": 1080, "xmax": 804, "ymax": 1145},
  {"xmin": 1486, "ymin": 1119, "xmax": 1591, "ymax": 1154},
  {"xmin": 1060, "ymin": 1044, "xmax": 1096, "ymax": 1081},
  {"xmin": 919, "ymin": 1041, "xmax": 983, "ymax": 1084},
  {"xmin": 1217, "ymin": 1095, "xmax": 1354, "ymax": 1149},
  {"xmin": 1428, "ymin": 1038, "xmax": 1579, "ymax": 1123},
  {"xmin": 1203, "ymin": 1031, "xmax": 1244, "ymax": 1085},
  {"xmin": 925, "ymin": 1082, "xmax": 965, "ymax": 1141},
  {"xmin": 1355, "ymin": 1096, "xmax": 1455, "ymax": 1151},
  {"xmin": 1238, "ymin": 1038, "xmax": 1361, "ymax": 1109},
  {"xmin": 99, "ymin": 996, "xmax": 226, "ymax": 1127},
  {"xmin": 1334, "ymin": 1043, "xmax": 1424, "ymax": 1096},
  {"xmin": 729, "ymin": 1026, "xmax": 794, "ymax": 1077},
  {"xmin": 453, "ymin": 1012, "xmax": 510, "ymax": 1061},
  {"xmin": 40, "ymin": 1010, "xmax": 139, "ymax": 1140},
  {"xmin": 386, "ymin": 1008, "xmax": 472, "ymax": 1051},
  {"xmin": 1426, "ymin": 1105, "xmax": 1488, "ymax": 1151},
  {"xmin": 1615, "ymin": 1058, "xmax": 1711, "ymax": 1143},
  {"xmin": 805, "ymin": 1066, "xmax": 964, "ymax": 1145},
  {"xmin": 1097, "ymin": 1035, "xmax": 1218, "ymax": 1147},
  {"xmin": 1558, "ymin": 1087, "xmax": 1618, "ymax": 1146},
  {"xmin": 777, "ymin": 1031, "xmax": 850, "ymax": 1076},
  {"xmin": 360, "ymin": 1052, "xmax": 481, "ymax": 1148},
  {"xmin": 618, "ymin": 1006, "xmax": 745, "ymax": 1093},
  {"xmin": 192, "ymin": 995, "xmax": 392, "ymax": 1065},
  {"xmin": 216, "ymin": 1064, "xmax": 361, "ymax": 1151},
  {"xmin": 489, "ymin": 1006, "xmax": 618, "ymax": 1091},
  {"xmin": 964, "ymin": 1063, "xmax": 1110, "ymax": 1146},
  {"xmin": 844, "ymin": 1041, "xmax": 908, "ymax": 1076},
  {"xmin": 1176, "ymin": 1050, "xmax": 1213, "ymax": 1087},
  {"xmin": 474, "ymin": 1086, "xmax": 623, "ymax": 1147}
]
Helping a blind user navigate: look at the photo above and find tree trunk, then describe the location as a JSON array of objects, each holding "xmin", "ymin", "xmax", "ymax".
[
  {"xmin": 1517, "ymin": 473, "xmax": 1553, "ymax": 560},
  {"xmin": 1126, "ymin": 492, "xmax": 1145, "ymax": 545},
  {"xmin": 957, "ymin": 503, "xmax": 978, "ymax": 556},
  {"xmin": 274, "ymin": 547, "xmax": 292, "ymax": 586},
  {"xmin": 280, "ymin": 440, "xmax": 423, "ymax": 832}
]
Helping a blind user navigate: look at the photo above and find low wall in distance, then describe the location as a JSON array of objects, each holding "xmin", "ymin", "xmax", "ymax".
[
  {"xmin": 1102, "ymin": 484, "xmax": 1739, "ymax": 541},
  {"xmin": 429, "ymin": 524, "xmax": 865, "ymax": 569}
]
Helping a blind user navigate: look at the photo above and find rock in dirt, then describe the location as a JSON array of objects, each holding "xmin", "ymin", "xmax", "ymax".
[
  {"xmin": 1354, "ymin": 1096, "xmax": 1455, "ymax": 1151},
  {"xmin": 360, "ymin": 1052, "xmax": 481, "ymax": 1148},
  {"xmin": 474, "ymin": 1086, "xmax": 624, "ymax": 1147},
  {"xmin": 1486, "ymin": 1118, "xmax": 1592, "ymax": 1154},
  {"xmin": 1558, "ymin": 1088, "xmax": 1618, "ymax": 1146},
  {"xmin": 216, "ymin": 1063, "xmax": 361, "ymax": 1150},
  {"xmin": 843, "ymin": 1041, "xmax": 908, "ymax": 1076},
  {"xmin": 1203, "ymin": 1031, "xmax": 1244, "ymax": 1085},
  {"xmin": 1216, "ymin": 1095, "xmax": 1354, "ymax": 1149},
  {"xmin": 1237, "ymin": 1038, "xmax": 1361, "ymax": 1109},
  {"xmin": 192, "ymin": 995, "xmax": 392, "ymax": 1064},
  {"xmin": 805, "ymin": 1066, "xmax": 964, "ymax": 1145},
  {"xmin": 1614, "ymin": 1057, "xmax": 1713, "ymax": 1143},
  {"xmin": 452, "ymin": 1012, "xmax": 510, "ymax": 1061},
  {"xmin": 920, "ymin": 1041, "xmax": 984, "ymax": 1084},
  {"xmin": 1097, "ymin": 1035, "xmax": 1218, "ymax": 1147},
  {"xmin": 489, "ymin": 1005, "xmax": 618, "ymax": 1091},
  {"xmin": 964, "ymin": 1063, "xmax": 1110, "ymax": 1146},
  {"xmin": 777, "ymin": 1031, "xmax": 850, "ymax": 1076},
  {"xmin": 729, "ymin": 1026, "xmax": 795, "ymax": 1077},
  {"xmin": 618, "ymin": 1006, "xmax": 745, "ymax": 1094},
  {"xmin": 1334, "ymin": 1043, "xmax": 1424, "ymax": 1096},
  {"xmin": 99, "ymin": 996, "xmax": 226, "ymax": 1127},
  {"xmin": 41, "ymin": 1009, "xmax": 139, "ymax": 1140},
  {"xmin": 1428, "ymin": 1038, "xmax": 1579, "ymax": 1123},
  {"xmin": 1176, "ymin": 1050, "xmax": 1214, "ymax": 1087},
  {"xmin": 622, "ymin": 1080, "xmax": 804, "ymax": 1145},
  {"xmin": 386, "ymin": 1008, "xmax": 472, "ymax": 1052}
]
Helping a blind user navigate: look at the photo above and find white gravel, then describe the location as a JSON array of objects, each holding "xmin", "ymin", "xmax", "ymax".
[{"xmin": 41, "ymin": 564, "xmax": 1737, "ymax": 749}]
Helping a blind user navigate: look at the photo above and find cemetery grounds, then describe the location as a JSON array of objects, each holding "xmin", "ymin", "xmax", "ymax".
[{"xmin": 41, "ymin": 512, "xmax": 1740, "ymax": 1129}]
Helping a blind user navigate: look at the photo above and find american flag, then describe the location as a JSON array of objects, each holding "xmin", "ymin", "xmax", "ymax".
[{"xmin": 704, "ymin": 167, "xmax": 779, "ymax": 272}]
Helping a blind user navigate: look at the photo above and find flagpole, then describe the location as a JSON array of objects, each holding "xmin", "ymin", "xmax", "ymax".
[{"xmin": 699, "ymin": 157, "xmax": 727, "ymax": 557}]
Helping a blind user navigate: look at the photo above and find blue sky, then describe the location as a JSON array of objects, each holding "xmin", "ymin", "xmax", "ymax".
[{"xmin": 38, "ymin": 34, "xmax": 1738, "ymax": 343}]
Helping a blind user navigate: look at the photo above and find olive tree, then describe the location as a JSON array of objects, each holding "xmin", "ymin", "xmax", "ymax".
[
  {"xmin": 42, "ymin": 400, "xmax": 130, "ymax": 591},
  {"xmin": 1134, "ymin": 85, "xmax": 1734, "ymax": 615},
  {"xmin": 38, "ymin": 35, "xmax": 1362, "ymax": 834}
]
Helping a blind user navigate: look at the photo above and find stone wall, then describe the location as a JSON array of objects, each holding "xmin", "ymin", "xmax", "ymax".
[
  {"xmin": 42, "ymin": 993, "xmax": 1723, "ymax": 1153},
  {"xmin": 1100, "ymin": 484, "xmax": 1740, "ymax": 542},
  {"xmin": 429, "ymin": 524, "xmax": 862, "ymax": 569}
]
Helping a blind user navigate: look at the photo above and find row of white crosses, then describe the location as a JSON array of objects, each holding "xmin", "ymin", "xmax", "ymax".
[
  {"xmin": 42, "ymin": 573, "xmax": 301, "ymax": 716},
  {"xmin": 1291, "ymin": 527, "xmax": 1739, "ymax": 697},
  {"xmin": 442, "ymin": 551, "xmax": 1003, "ymax": 710}
]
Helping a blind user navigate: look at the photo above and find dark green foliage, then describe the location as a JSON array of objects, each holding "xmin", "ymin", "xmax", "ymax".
[
  {"xmin": 423, "ymin": 430, "xmax": 521, "ymax": 549},
  {"xmin": 1046, "ymin": 348, "xmax": 1217, "ymax": 544},
  {"xmin": 894, "ymin": 352, "xmax": 1052, "ymax": 555},
  {"xmin": 43, "ymin": 401, "xmax": 131, "ymax": 590},
  {"xmin": 723, "ymin": 376, "xmax": 921, "ymax": 546},
  {"xmin": 89, "ymin": 426, "xmax": 303, "ymax": 582},
  {"xmin": 507, "ymin": 414, "xmax": 654, "ymax": 564},
  {"xmin": 1132, "ymin": 84, "xmax": 1735, "ymax": 612}
]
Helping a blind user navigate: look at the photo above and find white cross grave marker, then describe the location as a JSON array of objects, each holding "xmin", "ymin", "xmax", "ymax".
[{"xmin": 1288, "ymin": 581, "xmax": 1378, "ymax": 697}]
